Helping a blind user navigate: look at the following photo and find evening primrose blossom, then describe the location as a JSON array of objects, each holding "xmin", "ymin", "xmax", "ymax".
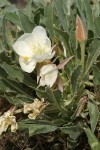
[
  {"xmin": 0, "ymin": 109, "xmax": 18, "ymax": 135},
  {"xmin": 13, "ymin": 26, "xmax": 55, "ymax": 73},
  {"xmin": 39, "ymin": 64, "xmax": 58, "ymax": 87}
]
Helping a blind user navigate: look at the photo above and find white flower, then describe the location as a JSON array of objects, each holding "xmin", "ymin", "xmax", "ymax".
[
  {"xmin": 19, "ymin": 57, "xmax": 36, "ymax": 73},
  {"xmin": 39, "ymin": 64, "xmax": 58, "ymax": 87},
  {"xmin": 23, "ymin": 98, "xmax": 47, "ymax": 119},
  {"xmin": 13, "ymin": 26, "xmax": 54, "ymax": 73},
  {"xmin": 0, "ymin": 109, "xmax": 18, "ymax": 135}
]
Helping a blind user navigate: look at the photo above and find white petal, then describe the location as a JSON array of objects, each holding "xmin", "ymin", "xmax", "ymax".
[
  {"xmin": 39, "ymin": 76, "xmax": 46, "ymax": 86},
  {"xmin": 22, "ymin": 34, "xmax": 35, "ymax": 50},
  {"xmin": 13, "ymin": 26, "xmax": 53, "ymax": 63},
  {"xmin": 39, "ymin": 64, "xmax": 58, "ymax": 87},
  {"xmin": 32, "ymin": 26, "xmax": 47, "ymax": 40},
  {"xmin": 40, "ymin": 64, "xmax": 56, "ymax": 76},
  {"xmin": 45, "ymin": 68, "xmax": 58, "ymax": 87},
  {"xmin": 32, "ymin": 26, "xmax": 51, "ymax": 51},
  {"xmin": 19, "ymin": 57, "xmax": 36, "ymax": 73},
  {"xmin": 33, "ymin": 51, "xmax": 55, "ymax": 62},
  {"xmin": 17, "ymin": 33, "xmax": 32, "ymax": 41},
  {"xmin": 13, "ymin": 41, "xmax": 33, "ymax": 57}
]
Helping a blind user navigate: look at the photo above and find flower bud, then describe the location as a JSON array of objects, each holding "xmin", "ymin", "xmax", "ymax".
[{"xmin": 76, "ymin": 15, "xmax": 87, "ymax": 42}]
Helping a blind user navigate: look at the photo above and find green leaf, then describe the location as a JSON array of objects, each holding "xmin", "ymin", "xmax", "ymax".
[
  {"xmin": 76, "ymin": 0, "xmax": 94, "ymax": 31},
  {"xmin": 32, "ymin": 0, "xmax": 50, "ymax": 7},
  {"xmin": 93, "ymin": 65, "xmax": 100, "ymax": 85},
  {"xmin": 5, "ymin": 94, "xmax": 33, "ymax": 106},
  {"xmin": 45, "ymin": 87, "xmax": 63, "ymax": 112},
  {"xmin": 67, "ymin": 138, "xmax": 78, "ymax": 150},
  {"xmin": 44, "ymin": 2, "xmax": 54, "ymax": 38},
  {"xmin": 53, "ymin": 0, "xmax": 69, "ymax": 32},
  {"xmin": 92, "ymin": 1, "xmax": 100, "ymax": 18},
  {"xmin": 0, "ymin": 80, "xmax": 12, "ymax": 92},
  {"xmin": 0, "ymin": 66, "xmax": 8, "ymax": 79},
  {"xmin": 23, "ymin": 0, "xmax": 34, "ymax": 21},
  {"xmin": 0, "ymin": 0, "xmax": 6, "ymax": 7},
  {"xmin": 0, "ymin": 62, "xmax": 24, "ymax": 82},
  {"xmin": 76, "ymin": 0, "xmax": 85, "ymax": 20},
  {"xmin": 88, "ymin": 99, "xmax": 99, "ymax": 133},
  {"xmin": 0, "ymin": 66, "xmax": 33, "ymax": 98},
  {"xmin": 0, "ymin": 40, "xmax": 3, "ymax": 53},
  {"xmin": 0, "ymin": 52, "xmax": 11, "ymax": 63},
  {"xmin": 71, "ymin": 65, "xmax": 81, "ymax": 96},
  {"xmin": 84, "ymin": 127, "xmax": 100, "ymax": 150},
  {"xmin": 5, "ymin": 95, "xmax": 23, "ymax": 106},
  {"xmin": 2, "ymin": 79, "xmax": 32, "ymax": 98},
  {"xmin": 85, "ymin": 40, "xmax": 100, "ymax": 75},
  {"xmin": 83, "ymin": 0, "xmax": 94, "ymax": 31},
  {"xmin": 61, "ymin": 124, "xmax": 83, "ymax": 139},
  {"xmin": 0, "ymin": 62, "xmax": 37, "ymax": 88},
  {"xmin": 29, "ymin": 124, "xmax": 57, "ymax": 136},
  {"xmin": 2, "ymin": 16, "xmax": 8, "ymax": 49},
  {"xmin": 18, "ymin": 119, "xmax": 58, "ymax": 136},
  {"xmin": 6, "ymin": 12, "xmax": 21, "ymax": 27},
  {"xmin": 53, "ymin": 26, "xmax": 70, "ymax": 56},
  {"xmin": 18, "ymin": 10, "xmax": 35, "ymax": 33},
  {"xmin": 94, "ymin": 17, "xmax": 100, "ymax": 37}
]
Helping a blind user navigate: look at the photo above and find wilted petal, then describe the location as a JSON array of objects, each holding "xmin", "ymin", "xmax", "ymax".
[
  {"xmin": 23, "ymin": 98, "xmax": 47, "ymax": 120},
  {"xmin": 23, "ymin": 102, "xmax": 33, "ymax": 114},
  {"xmin": 19, "ymin": 57, "xmax": 36, "ymax": 73},
  {"xmin": 11, "ymin": 122, "xmax": 18, "ymax": 132},
  {"xmin": 28, "ymin": 112, "xmax": 38, "ymax": 120},
  {"xmin": 0, "ymin": 109, "xmax": 17, "ymax": 135}
]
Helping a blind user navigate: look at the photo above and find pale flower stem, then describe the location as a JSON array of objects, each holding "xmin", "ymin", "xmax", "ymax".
[
  {"xmin": 83, "ymin": 81, "xmax": 94, "ymax": 87},
  {"xmin": 89, "ymin": 75, "xmax": 93, "ymax": 80},
  {"xmin": 14, "ymin": 108, "xmax": 23, "ymax": 114},
  {"xmin": 80, "ymin": 41, "xmax": 85, "ymax": 74}
]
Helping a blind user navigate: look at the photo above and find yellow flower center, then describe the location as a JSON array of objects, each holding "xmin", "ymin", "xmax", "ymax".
[{"xmin": 23, "ymin": 56, "xmax": 30, "ymax": 61}]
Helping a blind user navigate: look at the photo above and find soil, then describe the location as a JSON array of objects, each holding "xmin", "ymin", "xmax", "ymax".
[{"xmin": 0, "ymin": 131, "xmax": 91, "ymax": 150}]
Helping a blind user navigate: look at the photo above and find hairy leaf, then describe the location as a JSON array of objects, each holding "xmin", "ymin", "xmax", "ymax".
[
  {"xmin": 44, "ymin": 2, "xmax": 54, "ymax": 38},
  {"xmin": 6, "ymin": 12, "xmax": 21, "ymax": 27},
  {"xmin": 88, "ymin": 99, "xmax": 99, "ymax": 133},
  {"xmin": 85, "ymin": 40, "xmax": 100, "ymax": 75},
  {"xmin": 71, "ymin": 65, "xmax": 82, "ymax": 96},
  {"xmin": 93, "ymin": 65, "xmax": 100, "ymax": 85},
  {"xmin": 53, "ymin": 0, "xmax": 69, "ymax": 32},
  {"xmin": 84, "ymin": 128, "xmax": 100, "ymax": 150},
  {"xmin": 61, "ymin": 124, "xmax": 83, "ymax": 139},
  {"xmin": 18, "ymin": 11, "xmax": 35, "ymax": 33}
]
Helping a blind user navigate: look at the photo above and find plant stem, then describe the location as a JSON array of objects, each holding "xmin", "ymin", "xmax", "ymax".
[{"xmin": 80, "ymin": 42, "xmax": 85, "ymax": 74}]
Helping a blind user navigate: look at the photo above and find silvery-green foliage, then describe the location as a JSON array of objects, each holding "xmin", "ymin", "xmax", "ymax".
[{"xmin": 0, "ymin": 0, "xmax": 100, "ymax": 149}]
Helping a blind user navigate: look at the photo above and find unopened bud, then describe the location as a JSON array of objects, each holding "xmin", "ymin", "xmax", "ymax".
[{"xmin": 76, "ymin": 15, "xmax": 87, "ymax": 42}]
